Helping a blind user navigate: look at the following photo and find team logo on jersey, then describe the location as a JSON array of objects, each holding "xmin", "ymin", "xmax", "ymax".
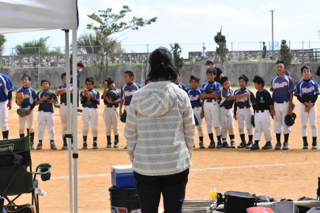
[
  {"xmin": 0, "ymin": 83, "xmax": 2, "ymax": 87},
  {"xmin": 302, "ymin": 86, "xmax": 315, "ymax": 94},
  {"xmin": 124, "ymin": 90, "xmax": 136, "ymax": 97},
  {"xmin": 237, "ymin": 97, "xmax": 248, "ymax": 103},
  {"xmin": 260, "ymin": 97, "xmax": 265, "ymax": 103},
  {"xmin": 189, "ymin": 95, "xmax": 200, "ymax": 101},
  {"xmin": 273, "ymin": 82, "xmax": 288, "ymax": 89},
  {"xmin": 25, "ymin": 94, "xmax": 30, "ymax": 99}
]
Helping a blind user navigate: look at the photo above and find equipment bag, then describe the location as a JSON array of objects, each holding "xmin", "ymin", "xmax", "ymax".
[
  {"xmin": 4, "ymin": 204, "xmax": 34, "ymax": 213},
  {"xmin": 224, "ymin": 191, "xmax": 256, "ymax": 213},
  {"xmin": 308, "ymin": 208, "xmax": 320, "ymax": 213},
  {"xmin": 246, "ymin": 207, "xmax": 274, "ymax": 213},
  {"xmin": 266, "ymin": 201, "xmax": 299, "ymax": 213}
]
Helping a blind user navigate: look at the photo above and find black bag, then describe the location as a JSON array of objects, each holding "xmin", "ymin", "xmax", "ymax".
[
  {"xmin": 266, "ymin": 201, "xmax": 299, "ymax": 213},
  {"xmin": 224, "ymin": 191, "xmax": 256, "ymax": 213},
  {"xmin": 4, "ymin": 204, "xmax": 34, "ymax": 213}
]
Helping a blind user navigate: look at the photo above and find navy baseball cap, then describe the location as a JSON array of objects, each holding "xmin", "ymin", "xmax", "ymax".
[
  {"xmin": 205, "ymin": 60, "xmax": 214, "ymax": 65},
  {"xmin": 275, "ymin": 59, "xmax": 284, "ymax": 64}
]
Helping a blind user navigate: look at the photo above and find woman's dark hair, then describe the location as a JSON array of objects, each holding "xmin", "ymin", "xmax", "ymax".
[
  {"xmin": 145, "ymin": 77, "xmax": 152, "ymax": 85},
  {"xmin": 148, "ymin": 47, "xmax": 178, "ymax": 81}
]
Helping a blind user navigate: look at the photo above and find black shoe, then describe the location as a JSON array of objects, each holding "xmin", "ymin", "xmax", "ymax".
[
  {"xmin": 312, "ymin": 142, "xmax": 318, "ymax": 150},
  {"xmin": 50, "ymin": 143, "xmax": 57, "ymax": 150},
  {"xmin": 199, "ymin": 141, "xmax": 205, "ymax": 149},
  {"xmin": 208, "ymin": 141, "xmax": 215, "ymax": 149},
  {"xmin": 31, "ymin": 142, "xmax": 35, "ymax": 150},
  {"xmin": 238, "ymin": 142, "xmax": 246, "ymax": 148},
  {"xmin": 251, "ymin": 143, "xmax": 260, "ymax": 150},
  {"xmin": 62, "ymin": 143, "xmax": 68, "ymax": 150},
  {"xmin": 124, "ymin": 146, "xmax": 127, "ymax": 149},
  {"xmin": 36, "ymin": 143, "xmax": 42, "ymax": 150},
  {"xmin": 246, "ymin": 141, "xmax": 253, "ymax": 149},
  {"xmin": 114, "ymin": 140, "xmax": 119, "ymax": 148},
  {"xmin": 93, "ymin": 142, "xmax": 98, "ymax": 149},
  {"xmin": 222, "ymin": 142, "xmax": 230, "ymax": 148},
  {"xmin": 230, "ymin": 141, "xmax": 236, "ymax": 148},
  {"xmin": 107, "ymin": 141, "xmax": 112, "ymax": 148},
  {"xmin": 282, "ymin": 142, "xmax": 289, "ymax": 150},
  {"xmin": 216, "ymin": 141, "xmax": 222, "ymax": 148},
  {"xmin": 303, "ymin": 142, "xmax": 308, "ymax": 149},
  {"xmin": 262, "ymin": 142, "xmax": 273, "ymax": 150},
  {"xmin": 275, "ymin": 142, "xmax": 281, "ymax": 150},
  {"xmin": 82, "ymin": 143, "xmax": 88, "ymax": 150}
]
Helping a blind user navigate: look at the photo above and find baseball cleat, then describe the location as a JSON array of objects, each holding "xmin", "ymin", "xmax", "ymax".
[
  {"xmin": 62, "ymin": 143, "xmax": 68, "ymax": 150},
  {"xmin": 303, "ymin": 142, "xmax": 308, "ymax": 149},
  {"xmin": 222, "ymin": 142, "xmax": 230, "ymax": 148},
  {"xmin": 216, "ymin": 141, "xmax": 222, "ymax": 148},
  {"xmin": 275, "ymin": 142, "xmax": 281, "ymax": 150},
  {"xmin": 107, "ymin": 141, "xmax": 112, "ymax": 148},
  {"xmin": 82, "ymin": 143, "xmax": 88, "ymax": 150},
  {"xmin": 312, "ymin": 142, "xmax": 318, "ymax": 150},
  {"xmin": 50, "ymin": 143, "xmax": 57, "ymax": 150},
  {"xmin": 230, "ymin": 141, "xmax": 236, "ymax": 148},
  {"xmin": 93, "ymin": 142, "xmax": 98, "ymax": 149},
  {"xmin": 251, "ymin": 143, "xmax": 260, "ymax": 150},
  {"xmin": 36, "ymin": 143, "xmax": 42, "ymax": 150},
  {"xmin": 282, "ymin": 141, "xmax": 289, "ymax": 150},
  {"xmin": 30, "ymin": 142, "xmax": 35, "ymax": 150},
  {"xmin": 237, "ymin": 142, "xmax": 246, "ymax": 148},
  {"xmin": 124, "ymin": 146, "xmax": 128, "ymax": 149},
  {"xmin": 246, "ymin": 141, "xmax": 253, "ymax": 149},
  {"xmin": 199, "ymin": 142, "xmax": 205, "ymax": 149},
  {"xmin": 114, "ymin": 140, "xmax": 119, "ymax": 148},
  {"xmin": 208, "ymin": 141, "xmax": 215, "ymax": 149},
  {"xmin": 262, "ymin": 142, "xmax": 273, "ymax": 150}
]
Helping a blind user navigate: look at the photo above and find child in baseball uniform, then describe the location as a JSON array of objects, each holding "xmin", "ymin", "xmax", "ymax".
[
  {"xmin": 174, "ymin": 70, "xmax": 186, "ymax": 90},
  {"xmin": 252, "ymin": 76, "xmax": 274, "ymax": 150},
  {"xmin": 80, "ymin": 77, "xmax": 100, "ymax": 149},
  {"xmin": 16, "ymin": 74, "xmax": 37, "ymax": 148},
  {"xmin": 119, "ymin": 71, "xmax": 141, "ymax": 149},
  {"xmin": 270, "ymin": 62, "xmax": 295, "ymax": 150},
  {"xmin": 294, "ymin": 66, "xmax": 319, "ymax": 149},
  {"xmin": 219, "ymin": 77, "xmax": 250, "ymax": 148},
  {"xmin": 234, "ymin": 75, "xmax": 256, "ymax": 149},
  {"xmin": 35, "ymin": 79, "xmax": 58, "ymax": 150},
  {"xmin": 55, "ymin": 73, "xmax": 73, "ymax": 150},
  {"xmin": 102, "ymin": 77, "xmax": 121, "ymax": 148},
  {"xmin": 186, "ymin": 75, "xmax": 204, "ymax": 148},
  {"xmin": 201, "ymin": 67, "xmax": 221, "ymax": 148},
  {"xmin": 0, "ymin": 73, "xmax": 14, "ymax": 140}
]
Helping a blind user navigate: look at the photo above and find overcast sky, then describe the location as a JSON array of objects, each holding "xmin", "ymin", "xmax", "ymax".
[{"xmin": 3, "ymin": 0, "xmax": 320, "ymax": 56}]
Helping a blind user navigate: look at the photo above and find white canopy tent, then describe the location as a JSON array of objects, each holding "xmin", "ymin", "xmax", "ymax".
[{"xmin": 0, "ymin": 0, "xmax": 79, "ymax": 212}]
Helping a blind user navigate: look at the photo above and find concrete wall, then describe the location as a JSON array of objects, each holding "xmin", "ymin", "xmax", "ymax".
[{"xmin": 1, "ymin": 62, "xmax": 320, "ymax": 89}]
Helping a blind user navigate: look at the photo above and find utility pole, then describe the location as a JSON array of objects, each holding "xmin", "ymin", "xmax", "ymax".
[{"xmin": 270, "ymin": 10, "xmax": 275, "ymax": 60}]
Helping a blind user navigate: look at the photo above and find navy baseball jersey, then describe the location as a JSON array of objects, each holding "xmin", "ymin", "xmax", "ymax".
[
  {"xmin": 121, "ymin": 82, "xmax": 141, "ymax": 106},
  {"xmin": 234, "ymin": 88, "xmax": 256, "ymax": 108},
  {"xmin": 102, "ymin": 89, "xmax": 121, "ymax": 107},
  {"xmin": 80, "ymin": 89, "xmax": 100, "ymax": 108},
  {"xmin": 220, "ymin": 87, "xmax": 234, "ymax": 109},
  {"xmin": 202, "ymin": 81, "xmax": 221, "ymax": 100},
  {"xmin": 70, "ymin": 69, "xmax": 81, "ymax": 88},
  {"xmin": 255, "ymin": 89, "xmax": 273, "ymax": 111},
  {"xmin": 270, "ymin": 76, "xmax": 295, "ymax": 102},
  {"xmin": 176, "ymin": 82, "xmax": 186, "ymax": 90},
  {"xmin": 36, "ymin": 90, "xmax": 58, "ymax": 113},
  {"xmin": 0, "ymin": 73, "xmax": 15, "ymax": 102},
  {"xmin": 58, "ymin": 84, "xmax": 73, "ymax": 104},
  {"xmin": 294, "ymin": 80, "xmax": 319, "ymax": 97},
  {"xmin": 16, "ymin": 87, "xmax": 37, "ymax": 107},
  {"xmin": 186, "ymin": 88, "xmax": 203, "ymax": 108}
]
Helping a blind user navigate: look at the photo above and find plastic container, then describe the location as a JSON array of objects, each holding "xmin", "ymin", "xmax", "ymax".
[
  {"xmin": 109, "ymin": 186, "xmax": 140, "ymax": 213},
  {"xmin": 111, "ymin": 165, "xmax": 135, "ymax": 189}
]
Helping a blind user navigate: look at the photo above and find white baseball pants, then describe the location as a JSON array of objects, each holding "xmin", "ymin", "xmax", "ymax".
[
  {"xmin": 0, "ymin": 101, "xmax": 9, "ymax": 131},
  {"xmin": 59, "ymin": 103, "xmax": 73, "ymax": 136},
  {"xmin": 274, "ymin": 102, "xmax": 291, "ymax": 134},
  {"xmin": 193, "ymin": 107, "xmax": 204, "ymax": 137},
  {"xmin": 220, "ymin": 107, "xmax": 235, "ymax": 139},
  {"xmin": 300, "ymin": 103, "xmax": 317, "ymax": 137},
  {"xmin": 204, "ymin": 100, "xmax": 221, "ymax": 136},
  {"xmin": 19, "ymin": 107, "xmax": 34, "ymax": 134},
  {"xmin": 103, "ymin": 106, "xmax": 120, "ymax": 136},
  {"xmin": 237, "ymin": 108, "xmax": 253, "ymax": 135},
  {"xmin": 82, "ymin": 107, "xmax": 98, "ymax": 137},
  {"xmin": 38, "ymin": 111, "xmax": 55, "ymax": 140},
  {"xmin": 254, "ymin": 110, "xmax": 272, "ymax": 142}
]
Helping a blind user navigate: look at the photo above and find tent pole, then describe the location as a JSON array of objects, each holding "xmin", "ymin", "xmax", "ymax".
[
  {"xmin": 72, "ymin": 28, "xmax": 78, "ymax": 213},
  {"xmin": 64, "ymin": 29, "xmax": 73, "ymax": 213}
]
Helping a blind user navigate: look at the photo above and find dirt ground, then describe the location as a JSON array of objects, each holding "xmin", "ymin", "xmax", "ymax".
[{"xmin": 5, "ymin": 91, "xmax": 320, "ymax": 213}]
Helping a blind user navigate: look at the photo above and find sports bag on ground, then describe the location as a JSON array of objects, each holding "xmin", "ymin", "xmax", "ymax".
[
  {"xmin": 266, "ymin": 201, "xmax": 299, "ymax": 213},
  {"xmin": 223, "ymin": 191, "xmax": 256, "ymax": 213},
  {"xmin": 4, "ymin": 204, "xmax": 34, "ymax": 213},
  {"xmin": 246, "ymin": 207, "xmax": 274, "ymax": 213}
]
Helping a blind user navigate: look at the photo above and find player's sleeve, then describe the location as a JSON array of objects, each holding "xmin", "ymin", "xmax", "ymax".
[
  {"xmin": 182, "ymin": 84, "xmax": 186, "ymax": 91},
  {"xmin": 121, "ymin": 86, "xmax": 125, "ymax": 100},
  {"xmin": 314, "ymin": 82, "xmax": 320, "ymax": 95},
  {"xmin": 222, "ymin": 90, "xmax": 233, "ymax": 101},
  {"xmin": 4, "ymin": 75, "xmax": 14, "ymax": 92},
  {"xmin": 32, "ymin": 90, "xmax": 37, "ymax": 102},
  {"xmin": 124, "ymin": 103, "xmax": 138, "ymax": 162},
  {"xmin": 270, "ymin": 79, "xmax": 274, "ymax": 92},
  {"xmin": 265, "ymin": 91, "xmax": 274, "ymax": 106},
  {"xmin": 288, "ymin": 77, "xmax": 295, "ymax": 92},
  {"xmin": 215, "ymin": 82, "xmax": 222, "ymax": 94},
  {"xmin": 80, "ymin": 91, "xmax": 84, "ymax": 100},
  {"xmin": 250, "ymin": 91, "xmax": 256, "ymax": 105},
  {"xmin": 96, "ymin": 91, "xmax": 100, "ymax": 104},
  {"xmin": 294, "ymin": 82, "xmax": 301, "ymax": 97},
  {"xmin": 116, "ymin": 90, "xmax": 121, "ymax": 101}
]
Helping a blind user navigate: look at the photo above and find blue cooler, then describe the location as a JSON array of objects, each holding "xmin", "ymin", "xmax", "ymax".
[{"xmin": 111, "ymin": 165, "xmax": 135, "ymax": 189}]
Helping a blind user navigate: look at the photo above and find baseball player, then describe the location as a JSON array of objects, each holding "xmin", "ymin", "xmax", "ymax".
[
  {"xmin": 252, "ymin": 76, "xmax": 274, "ymax": 150},
  {"xmin": 80, "ymin": 77, "xmax": 100, "ymax": 149},
  {"xmin": 174, "ymin": 70, "xmax": 186, "ymax": 90},
  {"xmin": 55, "ymin": 73, "xmax": 73, "ymax": 150},
  {"xmin": 35, "ymin": 79, "xmax": 58, "ymax": 150},
  {"xmin": 234, "ymin": 75, "xmax": 256, "ymax": 149},
  {"xmin": 16, "ymin": 74, "xmax": 37, "ymax": 149},
  {"xmin": 201, "ymin": 68, "xmax": 221, "ymax": 148},
  {"xmin": 0, "ymin": 73, "xmax": 14, "ymax": 140},
  {"xmin": 102, "ymin": 77, "xmax": 121, "ymax": 148},
  {"xmin": 119, "ymin": 71, "xmax": 141, "ymax": 149},
  {"xmin": 186, "ymin": 75, "xmax": 204, "ymax": 148},
  {"xmin": 270, "ymin": 62, "xmax": 295, "ymax": 150},
  {"xmin": 205, "ymin": 60, "xmax": 224, "ymax": 82},
  {"xmin": 219, "ymin": 77, "xmax": 250, "ymax": 148},
  {"xmin": 294, "ymin": 66, "xmax": 319, "ymax": 149}
]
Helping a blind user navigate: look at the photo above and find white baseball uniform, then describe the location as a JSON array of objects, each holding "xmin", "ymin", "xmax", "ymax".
[
  {"xmin": 57, "ymin": 84, "xmax": 73, "ymax": 136},
  {"xmin": 0, "ymin": 74, "xmax": 14, "ymax": 133},
  {"xmin": 220, "ymin": 87, "xmax": 236, "ymax": 138},
  {"xmin": 102, "ymin": 89, "xmax": 121, "ymax": 136}
]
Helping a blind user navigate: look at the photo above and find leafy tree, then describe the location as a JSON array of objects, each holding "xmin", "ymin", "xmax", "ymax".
[
  {"xmin": 170, "ymin": 43, "xmax": 184, "ymax": 68},
  {"xmin": 214, "ymin": 31, "xmax": 228, "ymax": 64},
  {"xmin": 0, "ymin": 34, "xmax": 6, "ymax": 67},
  {"xmin": 87, "ymin": 5, "xmax": 157, "ymax": 79},
  {"xmin": 15, "ymin": 36, "xmax": 62, "ymax": 55},
  {"xmin": 279, "ymin": 39, "xmax": 293, "ymax": 68}
]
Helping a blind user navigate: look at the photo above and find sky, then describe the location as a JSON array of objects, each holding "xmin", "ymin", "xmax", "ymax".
[{"xmin": 3, "ymin": 0, "xmax": 320, "ymax": 57}]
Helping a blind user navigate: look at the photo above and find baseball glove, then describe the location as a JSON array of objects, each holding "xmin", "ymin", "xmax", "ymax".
[
  {"xmin": 206, "ymin": 87, "xmax": 215, "ymax": 94},
  {"xmin": 251, "ymin": 115, "xmax": 255, "ymax": 128},
  {"xmin": 42, "ymin": 91, "xmax": 55, "ymax": 104},
  {"xmin": 303, "ymin": 93, "xmax": 314, "ymax": 103},
  {"xmin": 120, "ymin": 110, "xmax": 127, "ymax": 123},
  {"xmin": 107, "ymin": 90, "xmax": 119, "ymax": 102},
  {"xmin": 17, "ymin": 108, "xmax": 28, "ymax": 117},
  {"xmin": 285, "ymin": 114, "xmax": 295, "ymax": 126},
  {"xmin": 16, "ymin": 92, "xmax": 24, "ymax": 106}
]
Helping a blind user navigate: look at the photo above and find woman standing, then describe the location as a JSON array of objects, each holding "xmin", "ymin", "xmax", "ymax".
[{"xmin": 124, "ymin": 47, "xmax": 195, "ymax": 213}]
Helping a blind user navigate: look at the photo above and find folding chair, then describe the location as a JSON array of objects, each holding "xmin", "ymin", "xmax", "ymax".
[{"xmin": 0, "ymin": 136, "xmax": 52, "ymax": 213}]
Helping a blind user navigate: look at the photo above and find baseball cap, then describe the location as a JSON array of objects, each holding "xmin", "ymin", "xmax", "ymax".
[
  {"xmin": 205, "ymin": 60, "xmax": 214, "ymax": 65},
  {"xmin": 275, "ymin": 59, "xmax": 284, "ymax": 64}
]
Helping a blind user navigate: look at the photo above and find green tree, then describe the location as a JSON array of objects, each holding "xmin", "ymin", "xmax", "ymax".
[
  {"xmin": 170, "ymin": 43, "xmax": 184, "ymax": 68},
  {"xmin": 279, "ymin": 39, "xmax": 293, "ymax": 68},
  {"xmin": 87, "ymin": 5, "xmax": 157, "ymax": 79},
  {"xmin": 0, "ymin": 34, "xmax": 6, "ymax": 68},
  {"xmin": 15, "ymin": 36, "xmax": 62, "ymax": 55},
  {"xmin": 214, "ymin": 31, "xmax": 228, "ymax": 64}
]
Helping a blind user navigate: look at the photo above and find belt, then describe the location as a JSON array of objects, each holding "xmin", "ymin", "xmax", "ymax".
[
  {"xmin": 107, "ymin": 106, "xmax": 118, "ymax": 108},
  {"xmin": 21, "ymin": 105, "xmax": 29, "ymax": 108},
  {"xmin": 255, "ymin": 109, "xmax": 268, "ymax": 113},
  {"xmin": 40, "ymin": 110, "xmax": 52, "ymax": 113},
  {"xmin": 192, "ymin": 106, "xmax": 201, "ymax": 109},
  {"xmin": 205, "ymin": 99, "xmax": 216, "ymax": 103},
  {"xmin": 238, "ymin": 106, "xmax": 250, "ymax": 109},
  {"xmin": 221, "ymin": 106, "xmax": 232, "ymax": 110},
  {"xmin": 275, "ymin": 101, "xmax": 288, "ymax": 104}
]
